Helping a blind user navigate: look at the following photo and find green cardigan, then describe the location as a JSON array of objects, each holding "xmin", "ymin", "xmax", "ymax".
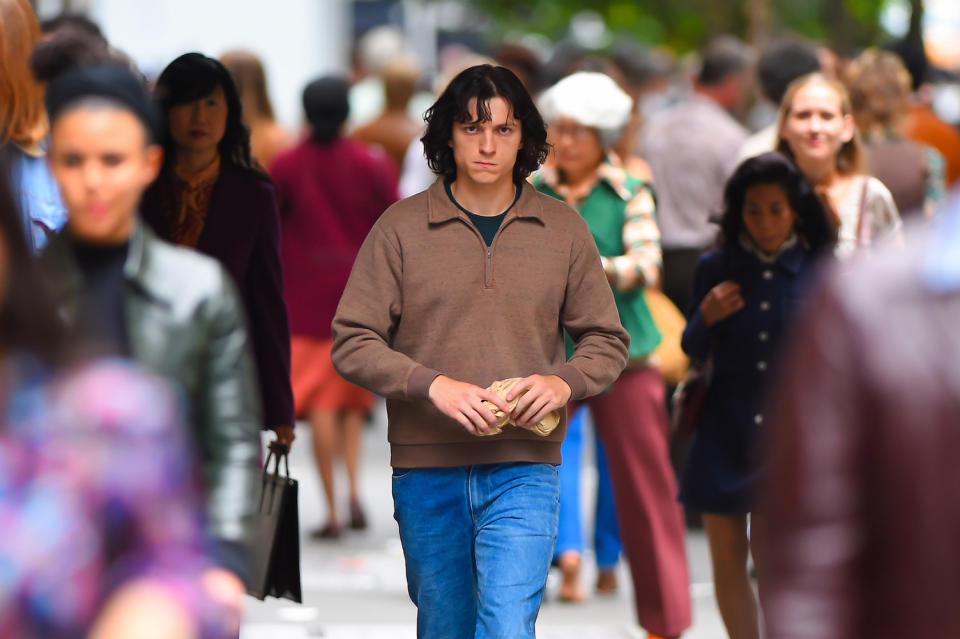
[{"xmin": 535, "ymin": 169, "xmax": 661, "ymax": 361}]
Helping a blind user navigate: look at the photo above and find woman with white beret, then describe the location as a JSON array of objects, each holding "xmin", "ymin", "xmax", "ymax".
[{"xmin": 534, "ymin": 72, "xmax": 691, "ymax": 639}]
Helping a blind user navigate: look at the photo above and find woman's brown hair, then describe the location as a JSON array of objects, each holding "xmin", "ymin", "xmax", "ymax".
[
  {"xmin": 0, "ymin": 0, "xmax": 46, "ymax": 147},
  {"xmin": 844, "ymin": 48, "xmax": 912, "ymax": 138},
  {"xmin": 220, "ymin": 49, "xmax": 276, "ymax": 122},
  {"xmin": 776, "ymin": 72, "xmax": 867, "ymax": 175}
]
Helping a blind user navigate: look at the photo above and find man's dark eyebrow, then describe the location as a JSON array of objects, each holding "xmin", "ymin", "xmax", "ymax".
[{"xmin": 459, "ymin": 118, "xmax": 516, "ymax": 127}]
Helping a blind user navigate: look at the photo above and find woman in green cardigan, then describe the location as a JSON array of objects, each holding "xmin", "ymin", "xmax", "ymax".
[{"xmin": 534, "ymin": 71, "xmax": 691, "ymax": 639}]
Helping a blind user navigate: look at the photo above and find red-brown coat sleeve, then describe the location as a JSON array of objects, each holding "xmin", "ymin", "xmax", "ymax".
[{"xmin": 761, "ymin": 275, "xmax": 868, "ymax": 639}]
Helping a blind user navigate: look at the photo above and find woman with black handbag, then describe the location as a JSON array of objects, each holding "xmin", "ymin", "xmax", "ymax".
[
  {"xmin": 141, "ymin": 53, "xmax": 295, "ymax": 454},
  {"xmin": 678, "ymin": 151, "xmax": 836, "ymax": 639}
]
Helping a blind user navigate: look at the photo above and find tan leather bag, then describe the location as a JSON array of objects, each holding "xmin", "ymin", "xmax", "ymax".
[{"xmin": 644, "ymin": 288, "xmax": 690, "ymax": 386}]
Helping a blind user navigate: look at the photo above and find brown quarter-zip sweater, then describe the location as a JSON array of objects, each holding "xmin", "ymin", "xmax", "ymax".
[{"xmin": 331, "ymin": 179, "xmax": 629, "ymax": 467}]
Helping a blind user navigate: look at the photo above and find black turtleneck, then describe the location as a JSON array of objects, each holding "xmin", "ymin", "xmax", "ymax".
[{"xmin": 69, "ymin": 237, "xmax": 130, "ymax": 356}]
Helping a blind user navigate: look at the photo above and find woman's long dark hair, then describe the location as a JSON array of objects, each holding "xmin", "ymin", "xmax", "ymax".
[
  {"xmin": 153, "ymin": 52, "xmax": 266, "ymax": 178},
  {"xmin": 719, "ymin": 151, "xmax": 838, "ymax": 256},
  {"xmin": 0, "ymin": 163, "xmax": 66, "ymax": 367}
]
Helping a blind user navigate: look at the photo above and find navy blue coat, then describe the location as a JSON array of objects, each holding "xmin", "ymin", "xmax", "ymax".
[{"xmin": 678, "ymin": 241, "xmax": 817, "ymax": 513}]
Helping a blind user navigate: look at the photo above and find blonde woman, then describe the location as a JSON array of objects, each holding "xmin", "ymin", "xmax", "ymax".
[{"xmin": 777, "ymin": 73, "xmax": 901, "ymax": 257}]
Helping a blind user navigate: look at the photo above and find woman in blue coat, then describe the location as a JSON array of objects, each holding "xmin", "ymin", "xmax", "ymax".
[{"xmin": 679, "ymin": 151, "xmax": 837, "ymax": 639}]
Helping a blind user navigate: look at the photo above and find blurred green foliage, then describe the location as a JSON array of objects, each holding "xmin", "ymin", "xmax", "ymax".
[{"xmin": 455, "ymin": 0, "xmax": 894, "ymax": 54}]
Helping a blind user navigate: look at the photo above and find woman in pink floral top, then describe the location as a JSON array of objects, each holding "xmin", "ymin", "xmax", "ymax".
[
  {"xmin": 0, "ymin": 360, "xmax": 241, "ymax": 639},
  {"xmin": 0, "ymin": 165, "xmax": 237, "ymax": 638}
]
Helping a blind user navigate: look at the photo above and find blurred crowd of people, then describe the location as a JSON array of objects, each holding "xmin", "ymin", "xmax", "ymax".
[{"xmin": 2, "ymin": 0, "xmax": 959, "ymax": 637}]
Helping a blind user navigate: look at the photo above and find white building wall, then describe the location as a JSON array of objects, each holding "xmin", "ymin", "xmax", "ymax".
[{"xmin": 83, "ymin": 0, "xmax": 351, "ymax": 130}]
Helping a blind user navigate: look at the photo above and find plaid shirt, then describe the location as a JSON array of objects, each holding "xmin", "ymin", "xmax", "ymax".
[{"xmin": 0, "ymin": 359, "xmax": 235, "ymax": 639}]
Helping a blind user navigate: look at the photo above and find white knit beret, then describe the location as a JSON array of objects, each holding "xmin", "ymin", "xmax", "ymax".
[{"xmin": 538, "ymin": 71, "xmax": 633, "ymax": 131}]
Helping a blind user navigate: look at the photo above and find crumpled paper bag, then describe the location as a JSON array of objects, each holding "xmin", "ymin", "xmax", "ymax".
[{"xmin": 477, "ymin": 377, "xmax": 560, "ymax": 437}]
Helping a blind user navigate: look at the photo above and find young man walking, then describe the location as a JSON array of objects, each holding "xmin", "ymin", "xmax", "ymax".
[{"xmin": 331, "ymin": 65, "xmax": 630, "ymax": 638}]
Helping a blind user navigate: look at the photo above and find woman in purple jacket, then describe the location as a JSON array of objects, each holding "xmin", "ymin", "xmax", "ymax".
[{"xmin": 141, "ymin": 52, "xmax": 294, "ymax": 449}]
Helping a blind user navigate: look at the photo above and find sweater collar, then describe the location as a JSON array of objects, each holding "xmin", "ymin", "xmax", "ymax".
[{"xmin": 427, "ymin": 179, "xmax": 544, "ymax": 224}]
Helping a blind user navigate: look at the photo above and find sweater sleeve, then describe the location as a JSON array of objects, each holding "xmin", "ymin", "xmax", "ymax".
[
  {"xmin": 199, "ymin": 269, "xmax": 261, "ymax": 562},
  {"xmin": 762, "ymin": 276, "xmax": 867, "ymax": 639},
  {"xmin": 554, "ymin": 230, "xmax": 630, "ymax": 400},
  {"xmin": 331, "ymin": 223, "xmax": 440, "ymax": 400}
]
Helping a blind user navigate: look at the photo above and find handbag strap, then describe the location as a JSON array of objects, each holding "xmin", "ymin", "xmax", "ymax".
[
  {"xmin": 855, "ymin": 177, "xmax": 870, "ymax": 248},
  {"xmin": 262, "ymin": 449, "xmax": 292, "ymax": 480},
  {"xmin": 258, "ymin": 449, "xmax": 290, "ymax": 512}
]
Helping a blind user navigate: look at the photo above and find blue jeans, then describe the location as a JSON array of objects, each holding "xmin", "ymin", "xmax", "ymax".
[
  {"xmin": 392, "ymin": 462, "xmax": 560, "ymax": 639},
  {"xmin": 555, "ymin": 407, "xmax": 622, "ymax": 569}
]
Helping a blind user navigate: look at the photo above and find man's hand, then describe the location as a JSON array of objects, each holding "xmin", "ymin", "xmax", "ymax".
[
  {"xmin": 700, "ymin": 280, "xmax": 744, "ymax": 327},
  {"xmin": 428, "ymin": 375, "xmax": 511, "ymax": 436},
  {"xmin": 269, "ymin": 425, "xmax": 295, "ymax": 454},
  {"xmin": 507, "ymin": 375, "xmax": 571, "ymax": 427}
]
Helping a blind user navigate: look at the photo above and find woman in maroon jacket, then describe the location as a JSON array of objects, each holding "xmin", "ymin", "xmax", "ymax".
[
  {"xmin": 141, "ymin": 52, "xmax": 294, "ymax": 449},
  {"xmin": 270, "ymin": 76, "xmax": 398, "ymax": 538}
]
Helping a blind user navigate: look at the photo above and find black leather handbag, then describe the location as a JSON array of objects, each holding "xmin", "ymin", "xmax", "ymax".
[{"xmin": 246, "ymin": 448, "xmax": 302, "ymax": 603}]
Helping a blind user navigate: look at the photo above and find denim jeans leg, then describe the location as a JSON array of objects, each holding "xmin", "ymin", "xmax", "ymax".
[
  {"xmin": 473, "ymin": 463, "xmax": 560, "ymax": 639},
  {"xmin": 392, "ymin": 467, "xmax": 477, "ymax": 639},
  {"xmin": 593, "ymin": 430, "xmax": 623, "ymax": 569},
  {"xmin": 554, "ymin": 406, "xmax": 585, "ymax": 558}
]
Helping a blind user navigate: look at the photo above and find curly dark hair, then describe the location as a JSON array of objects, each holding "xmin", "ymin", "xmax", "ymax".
[
  {"xmin": 421, "ymin": 64, "xmax": 549, "ymax": 183},
  {"xmin": 719, "ymin": 151, "xmax": 838, "ymax": 256},
  {"xmin": 153, "ymin": 52, "xmax": 265, "ymax": 178}
]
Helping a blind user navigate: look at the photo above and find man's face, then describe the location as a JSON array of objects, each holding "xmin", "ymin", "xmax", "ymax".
[
  {"xmin": 49, "ymin": 108, "xmax": 162, "ymax": 244},
  {"xmin": 449, "ymin": 96, "xmax": 523, "ymax": 189}
]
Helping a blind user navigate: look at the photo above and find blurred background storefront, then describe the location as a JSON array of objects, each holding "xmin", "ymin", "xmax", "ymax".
[{"xmin": 27, "ymin": 0, "xmax": 960, "ymax": 129}]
